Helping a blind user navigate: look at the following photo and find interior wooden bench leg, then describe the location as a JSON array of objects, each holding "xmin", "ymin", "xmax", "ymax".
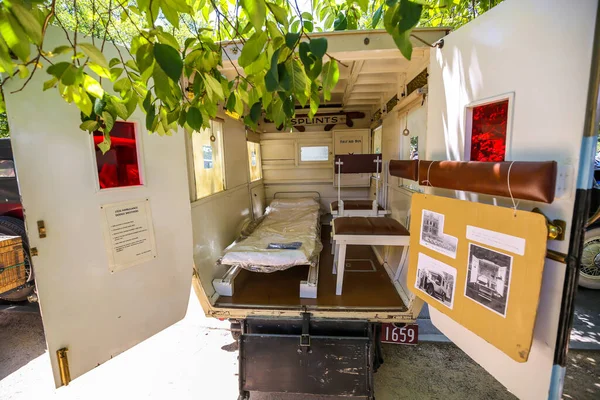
[
  {"xmin": 336, "ymin": 243, "xmax": 347, "ymax": 295},
  {"xmin": 333, "ymin": 243, "xmax": 340, "ymax": 274}
]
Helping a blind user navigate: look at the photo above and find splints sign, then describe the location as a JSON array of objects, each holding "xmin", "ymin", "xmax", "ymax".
[{"xmin": 291, "ymin": 115, "xmax": 347, "ymax": 126}]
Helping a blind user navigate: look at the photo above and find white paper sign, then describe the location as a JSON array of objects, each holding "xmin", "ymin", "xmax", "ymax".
[
  {"xmin": 101, "ymin": 199, "xmax": 157, "ymax": 272},
  {"xmin": 466, "ymin": 225, "xmax": 525, "ymax": 256}
]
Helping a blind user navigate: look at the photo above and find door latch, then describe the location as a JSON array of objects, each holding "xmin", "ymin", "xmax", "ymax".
[
  {"xmin": 57, "ymin": 348, "xmax": 71, "ymax": 386},
  {"xmin": 532, "ymin": 208, "xmax": 566, "ymax": 241},
  {"xmin": 300, "ymin": 308, "xmax": 311, "ymax": 351},
  {"xmin": 37, "ymin": 220, "xmax": 46, "ymax": 238}
]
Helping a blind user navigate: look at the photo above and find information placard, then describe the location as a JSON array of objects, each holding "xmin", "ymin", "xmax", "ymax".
[
  {"xmin": 101, "ymin": 199, "xmax": 157, "ymax": 272},
  {"xmin": 408, "ymin": 193, "xmax": 548, "ymax": 362}
]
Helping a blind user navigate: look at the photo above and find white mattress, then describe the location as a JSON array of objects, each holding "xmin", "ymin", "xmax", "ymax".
[{"xmin": 219, "ymin": 198, "xmax": 323, "ymax": 272}]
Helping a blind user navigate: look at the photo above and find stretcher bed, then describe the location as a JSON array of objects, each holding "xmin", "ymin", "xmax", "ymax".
[{"xmin": 213, "ymin": 194, "xmax": 323, "ymax": 299}]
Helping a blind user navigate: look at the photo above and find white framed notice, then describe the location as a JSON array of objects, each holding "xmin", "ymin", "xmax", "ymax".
[{"xmin": 101, "ymin": 199, "xmax": 157, "ymax": 272}]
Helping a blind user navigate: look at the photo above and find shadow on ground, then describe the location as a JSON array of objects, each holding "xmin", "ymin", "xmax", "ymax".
[{"xmin": 0, "ymin": 309, "xmax": 45, "ymax": 381}]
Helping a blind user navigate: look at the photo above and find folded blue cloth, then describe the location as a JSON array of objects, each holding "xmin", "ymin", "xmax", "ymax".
[{"xmin": 267, "ymin": 242, "xmax": 302, "ymax": 250}]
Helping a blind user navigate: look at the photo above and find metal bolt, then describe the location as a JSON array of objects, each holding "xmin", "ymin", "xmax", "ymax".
[{"xmin": 364, "ymin": 37, "xmax": 370, "ymax": 46}]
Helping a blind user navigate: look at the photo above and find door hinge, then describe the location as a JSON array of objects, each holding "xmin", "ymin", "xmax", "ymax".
[
  {"xmin": 532, "ymin": 208, "xmax": 566, "ymax": 241},
  {"xmin": 57, "ymin": 347, "xmax": 71, "ymax": 386},
  {"xmin": 300, "ymin": 308, "xmax": 311, "ymax": 351},
  {"xmin": 37, "ymin": 220, "xmax": 46, "ymax": 238}
]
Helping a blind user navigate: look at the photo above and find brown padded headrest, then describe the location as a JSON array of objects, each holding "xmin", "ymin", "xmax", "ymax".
[
  {"xmin": 389, "ymin": 160, "xmax": 419, "ymax": 181},
  {"xmin": 417, "ymin": 160, "xmax": 557, "ymax": 203},
  {"xmin": 334, "ymin": 154, "xmax": 382, "ymax": 174}
]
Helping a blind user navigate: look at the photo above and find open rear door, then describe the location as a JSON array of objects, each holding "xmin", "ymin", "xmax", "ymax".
[
  {"xmin": 420, "ymin": 0, "xmax": 600, "ymax": 399},
  {"xmin": 3, "ymin": 27, "xmax": 194, "ymax": 388}
]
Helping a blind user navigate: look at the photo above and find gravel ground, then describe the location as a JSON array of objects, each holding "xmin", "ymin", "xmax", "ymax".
[{"xmin": 0, "ymin": 291, "xmax": 599, "ymax": 400}]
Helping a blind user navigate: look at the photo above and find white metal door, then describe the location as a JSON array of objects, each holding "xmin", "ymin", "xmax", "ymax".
[
  {"xmin": 3, "ymin": 27, "xmax": 194, "ymax": 388},
  {"xmin": 424, "ymin": 0, "xmax": 599, "ymax": 399}
]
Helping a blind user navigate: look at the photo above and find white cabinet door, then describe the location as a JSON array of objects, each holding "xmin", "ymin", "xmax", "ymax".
[
  {"xmin": 3, "ymin": 27, "xmax": 194, "ymax": 388},
  {"xmin": 421, "ymin": 0, "xmax": 599, "ymax": 399}
]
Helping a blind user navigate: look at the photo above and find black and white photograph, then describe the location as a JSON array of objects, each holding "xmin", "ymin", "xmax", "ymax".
[
  {"xmin": 415, "ymin": 252, "xmax": 457, "ymax": 309},
  {"xmin": 464, "ymin": 243, "xmax": 513, "ymax": 317},
  {"xmin": 420, "ymin": 209, "xmax": 458, "ymax": 258}
]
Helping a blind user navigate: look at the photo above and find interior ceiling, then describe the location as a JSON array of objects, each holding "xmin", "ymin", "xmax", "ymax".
[{"xmin": 221, "ymin": 47, "xmax": 427, "ymax": 114}]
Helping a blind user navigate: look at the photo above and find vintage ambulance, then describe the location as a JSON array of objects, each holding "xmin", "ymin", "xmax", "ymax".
[{"xmin": 3, "ymin": 0, "xmax": 599, "ymax": 399}]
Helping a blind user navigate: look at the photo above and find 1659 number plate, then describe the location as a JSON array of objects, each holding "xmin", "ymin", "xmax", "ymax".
[{"xmin": 380, "ymin": 323, "xmax": 418, "ymax": 345}]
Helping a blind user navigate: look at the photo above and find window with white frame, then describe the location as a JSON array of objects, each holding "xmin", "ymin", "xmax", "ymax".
[
  {"xmin": 372, "ymin": 125, "xmax": 382, "ymax": 154},
  {"xmin": 465, "ymin": 95, "xmax": 513, "ymax": 162},
  {"xmin": 300, "ymin": 145, "xmax": 330, "ymax": 162},
  {"xmin": 247, "ymin": 140, "xmax": 262, "ymax": 182},
  {"xmin": 191, "ymin": 120, "xmax": 225, "ymax": 200}
]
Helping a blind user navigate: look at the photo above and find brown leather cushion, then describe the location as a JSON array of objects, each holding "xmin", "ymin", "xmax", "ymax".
[
  {"xmin": 418, "ymin": 160, "xmax": 557, "ymax": 204},
  {"xmin": 330, "ymin": 200, "xmax": 384, "ymax": 211},
  {"xmin": 334, "ymin": 217, "xmax": 409, "ymax": 236},
  {"xmin": 389, "ymin": 160, "xmax": 419, "ymax": 181},
  {"xmin": 334, "ymin": 154, "xmax": 382, "ymax": 174}
]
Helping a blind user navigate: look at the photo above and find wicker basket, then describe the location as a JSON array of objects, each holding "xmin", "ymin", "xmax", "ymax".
[{"xmin": 0, "ymin": 235, "xmax": 26, "ymax": 295}]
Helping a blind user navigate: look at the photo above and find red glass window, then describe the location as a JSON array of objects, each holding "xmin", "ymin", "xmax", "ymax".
[
  {"xmin": 469, "ymin": 99, "xmax": 509, "ymax": 162},
  {"xmin": 93, "ymin": 122, "xmax": 141, "ymax": 189}
]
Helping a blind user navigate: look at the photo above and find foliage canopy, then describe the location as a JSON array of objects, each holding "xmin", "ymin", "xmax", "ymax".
[{"xmin": 0, "ymin": 0, "xmax": 502, "ymax": 145}]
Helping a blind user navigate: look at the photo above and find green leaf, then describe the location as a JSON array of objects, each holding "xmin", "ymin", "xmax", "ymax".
[
  {"xmin": 0, "ymin": 11, "xmax": 30, "ymax": 61},
  {"xmin": 146, "ymin": 105, "xmax": 156, "ymax": 130},
  {"xmin": 392, "ymin": 29, "xmax": 413, "ymax": 60},
  {"xmin": 17, "ymin": 64, "xmax": 28, "ymax": 79},
  {"xmin": 110, "ymin": 67, "xmax": 124, "ymax": 81},
  {"xmin": 94, "ymin": 97, "xmax": 106, "ymax": 116},
  {"xmin": 61, "ymin": 64, "xmax": 79, "ymax": 85},
  {"xmin": 308, "ymin": 82, "xmax": 319, "ymax": 119},
  {"xmin": 0, "ymin": 36, "xmax": 14, "ymax": 75},
  {"xmin": 285, "ymin": 32, "xmax": 300, "ymax": 49},
  {"xmin": 83, "ymin": 75, "xmax": 104, "ymax": 99},
  {"xmin": 305, "ymin": 57, "xmax": 322, "ymax": 81},
  {"xmin": 277, "ymin": 63, "xmax": 291, "ymax": 91},
  {"xmin": 72, "ymin": 87, "xmax": 93, "ymax": 116},
  {"xmin": 264, "ymin": 48, "xmax": 281, "ymax": 92},
  {"xmin": 321, "ymin": 60, "xmax": 339, "ymax": 102},
  {"xmin": 239, "ymin": 31, "xmax": 267, "ymax": 68},
  {"xmin": 372, "ymin": 5, "xmax": 383, "ymax": 28},
  {"xmin": 249, "ymin": 102, "xmax": 262, "ymax": 123},
  {"xmin": 234, "ymin": 92, "xmax": 244, "ymax": 116},
  {"xmin": 47, "ymin": 62, "xmax": 70, "ymax": 79},
  {"xmin": 109, "ymin": 57, "xmax": 121, "ymax": 67},
  {"xmin": 301, "ymin": 12, "xmax": 313, "ymax": 21},
  {"xmin": 102, "ymin": 111, "xmax": 115, "ymax": 133},
  {"xmin": 309, "ymin": 38, "xmax": 327, "ymax": 59},
  {"xmin": 43, "ymin": 77, "xmax": 58, "ymax": 91},
  {"xmin": 226, "ymin": 94, "xmax": 236, "ymax": 112},
  {"xmin": 203, "ymin": 75, "xmax": 224, "ymax": 100},
  {"xmin": 333, "ymin": 12, "xmax": 347, "ymax": 31},
  {"xmin": 303, "ymin": 21, "xmax": 314, "ymax": 32},
  {"xmin": 78, "ymin": 43, "xmax": 109, "ymax": 69},
  {"xmin": 125, "ymin": 92, "xmax": 138, "ymax": 119},
  {"xmin": 267, "ymin": 2, "xmax": 288, "ymax": 28},
  {"xmin": 186, "ymin": 106, "xmax": 203, "ymax": 131},
  {"xmin": 136, "ymin": 43, "xmax": 154, "ymax": 73},
  {"xmin": 97, "ymin": 132, "xmax": 111, "ymax": 154},
  {"xmin": 80, "ymin": 120, "xmax": 100, "ymax": 132},
  {"xmin": 298, "ymin": 42, "xmax": 313, "ymax": 68},
  {"xmin": 153, "ymin": 43, "xmax": 182, "ymax": 82},
  {"xmin": 283, "ymin": 96, "xmax": 294, "ymax": 118},
  {"xmin": 109, "ymin": 97, "xmax": 129, "ymax": 120},
  {"xmin": 88, "ymin": 62, "xmax": 111, "ymax": 79},
  {"xmin": 289, "ymin": 60, "xmax": 308, "ymax": 107},
  {"xmin": 397, "ymin": 0, "xmax": 423, "ymax": 33},
  {"xmin": 240, "ymin": 0, "xmax": 267, "ymax": 32},
  {"xmin": 157, "ymin": 32, "xmax": 180, "ymax": 50},
  {"xmin": 9, "ymin": 3, "xmax": 42, "ymax": 45},
  {"xmin": 50, "ymin": 45, "xmax": 72, "ymax": 56},
  {"xmin": 114, "ymin": 77, "xmax": 132, "ymax": 93}
]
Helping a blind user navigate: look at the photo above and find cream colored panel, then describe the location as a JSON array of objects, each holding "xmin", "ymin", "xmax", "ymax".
[
  {"xmin": 261, "ymin": 140, "xmax": 295, "ymax": 161},
  {"xmin": 382, "ymin": 112, "xmax": 401, "ymax": 187},
  {"xmin": 263, "ymin": 167, "xmax": 333, "ymax": 183},
  {"xmin": 223, "ymin": 117, "xmax": 250, "ymax": 189},
  {"xmin": 250, "ymin": 181, "xmax": 266, "ymax": 218},
  {"xmin": 264, "ymin": 183, "xmax": 370, "ymax": 211},
  {"xmin": 191, "ymin": 184, "xmax": 252, "ymax": 297}
]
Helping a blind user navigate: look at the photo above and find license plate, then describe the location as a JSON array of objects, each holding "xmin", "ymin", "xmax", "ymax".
[{"xmin": 380, "ymin": 323, "xmax": 418, "ymax": 345}]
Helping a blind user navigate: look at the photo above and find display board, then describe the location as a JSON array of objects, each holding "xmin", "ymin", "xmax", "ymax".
[{"xmin": 408, "ymin": 193, "xmax": 548, "ymax": 362}]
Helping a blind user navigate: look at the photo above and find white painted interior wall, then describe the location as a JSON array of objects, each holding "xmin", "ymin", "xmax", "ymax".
[
  {"xmin": 424, "ymin": 0, "xmax": 598, "ymax": 398},
  {"xmin": 188, "ymin": 114, "xmax": 265, "ymax": 300}
]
